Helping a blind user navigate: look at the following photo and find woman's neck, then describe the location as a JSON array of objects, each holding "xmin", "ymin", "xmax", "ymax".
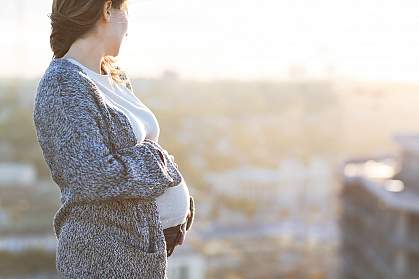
[{"xmin": 62, "ymin": 37, "xmax": 107, "ymax": 75}]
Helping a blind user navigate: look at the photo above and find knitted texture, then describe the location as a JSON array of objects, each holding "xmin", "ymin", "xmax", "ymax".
[{"xmin": 33, "ymin": 58, "xmax": 184, "ymax": 278}]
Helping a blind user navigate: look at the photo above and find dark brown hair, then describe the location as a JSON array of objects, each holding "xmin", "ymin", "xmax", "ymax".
[{"xmin": 48, "ymin": 0, "xmax": 128, "ymax": 85}]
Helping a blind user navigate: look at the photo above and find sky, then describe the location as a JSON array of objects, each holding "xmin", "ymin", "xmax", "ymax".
[{"xmin": 1, "ymin": 0, "xmax": 418, "ymax": 81}]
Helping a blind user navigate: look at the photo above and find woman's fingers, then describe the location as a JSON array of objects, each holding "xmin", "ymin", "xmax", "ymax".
[
  {"xmin": 178, "ymin": 223, "xmax": 187, "ymax": 245},
  {"xmin": 169, "ymin": 154, "xmax": 178, "ymax": 169},
  {"xmin": 186, "ymin": 196, "xmax": 194, "ymax": 231}
]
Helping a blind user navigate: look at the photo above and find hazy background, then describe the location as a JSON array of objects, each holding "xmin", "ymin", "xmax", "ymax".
[
  {"xmin": 2, "ymin": 0, "xmax": 419, "ymax": 81},
  {"xmin": 0, "ymin": 0, "xmax": 418, "ymax": 278}
]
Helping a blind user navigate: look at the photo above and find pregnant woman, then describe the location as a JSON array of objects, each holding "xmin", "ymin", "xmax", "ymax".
[{"xmin": 33, "ymin": 0, "xmax": 194, "ymax": 278}]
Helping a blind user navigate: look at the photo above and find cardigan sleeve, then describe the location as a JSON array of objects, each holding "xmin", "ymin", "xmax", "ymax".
[{"xmin": 34, "ymin": 75, "xmax": 178, "ymax": 203}]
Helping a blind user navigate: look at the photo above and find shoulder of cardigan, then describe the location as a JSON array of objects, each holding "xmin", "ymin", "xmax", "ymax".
[
  {"xmin": 44, "ymin": 58, "xmax": 150, "ymax": 153},
  {"xmin": 49, "ymin": 58, "xmax": 133, "ymax": 92}
]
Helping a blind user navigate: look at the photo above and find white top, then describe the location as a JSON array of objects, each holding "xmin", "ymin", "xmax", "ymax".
[{"xmin": 65, "ymin": 57, "xmax": 190, "ymax": 229}]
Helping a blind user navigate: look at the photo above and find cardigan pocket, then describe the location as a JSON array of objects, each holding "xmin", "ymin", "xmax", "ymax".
[
  {"xmin": 129, "ymin": 202, "xmax": 164, "ymax": 254},
  {"xmin": 127, "ymin": 248, "xmax": 167, "ymax": 278},
  {"xmin": 56, "ymin": 221, "xmax": 167, "ymax": 278}
]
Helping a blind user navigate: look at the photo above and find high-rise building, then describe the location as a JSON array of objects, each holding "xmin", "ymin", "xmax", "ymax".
[{"xmin": 338, "ymin": 133, "xmax": 419, "ymax": 279}]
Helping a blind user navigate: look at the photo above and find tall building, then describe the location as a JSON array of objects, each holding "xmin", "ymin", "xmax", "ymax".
[{"xmin": 338, "ymin": 133, "xmax": 419, "ymax": 279}]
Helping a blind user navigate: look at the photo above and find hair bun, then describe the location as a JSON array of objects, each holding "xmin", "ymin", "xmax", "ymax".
[{"xmin": 48, "ymin": 12, "xmax": 87, "ymax": 34}]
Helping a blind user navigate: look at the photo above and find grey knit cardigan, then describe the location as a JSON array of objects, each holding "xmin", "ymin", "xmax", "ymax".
[{"xmin": 33, "ymin": 57, "xmax": 188, "ymax": 278}]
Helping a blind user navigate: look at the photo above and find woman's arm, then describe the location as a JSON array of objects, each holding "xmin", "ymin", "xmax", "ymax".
[{"xmin": 34, "ymin": 74, "xmax": 179, "ymax": 203}]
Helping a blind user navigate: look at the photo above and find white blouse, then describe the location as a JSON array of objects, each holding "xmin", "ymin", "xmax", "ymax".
[{"xmin": 65, "ymin": 57, "xmax": 190, "ymax": 229}]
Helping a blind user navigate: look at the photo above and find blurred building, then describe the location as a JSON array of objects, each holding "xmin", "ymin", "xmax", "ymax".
[
  {"xmin": 205, "ymin": 157, "xmax": 335, "ymax": 223},
  {"xmin": 338, "ymin": 133, "xmax": 419, "ymax": 279},
  {"xmin": 0, "ymin": 235, "xmax": 56, "ymax": 253},
  {"xmin": 167, "ymin": 242, "xmax": 206, "ymax": 279},
  {"xmin": 0, "ymin": 162, "xmax": 37, "ymax": 186}
]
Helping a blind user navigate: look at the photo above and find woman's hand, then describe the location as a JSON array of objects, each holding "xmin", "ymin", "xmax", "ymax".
[
  {"xmin": 186, "ymin": 196, "xmax": 194, "ymax": 231},
  {"xmin": 168, "ymin": 154, "xmax": 178, "ymax": 169},
  {"xmin": 178, "ymin": 207, "xmax": 192, "ymax": 245},
  {"xmin": 178, "ymin": 222, "xmax": 187, "ymax": 245}
]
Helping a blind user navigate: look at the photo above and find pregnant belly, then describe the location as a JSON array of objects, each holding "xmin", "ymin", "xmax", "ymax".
[{"xmin": 155, "ymin": 178, "xmax": 190, "ymax": 229}]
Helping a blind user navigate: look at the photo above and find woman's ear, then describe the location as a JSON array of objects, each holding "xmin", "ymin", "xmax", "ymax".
[{"xmin": 103, "ymin": 0, "xmax": 112, "ymax": 22}]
